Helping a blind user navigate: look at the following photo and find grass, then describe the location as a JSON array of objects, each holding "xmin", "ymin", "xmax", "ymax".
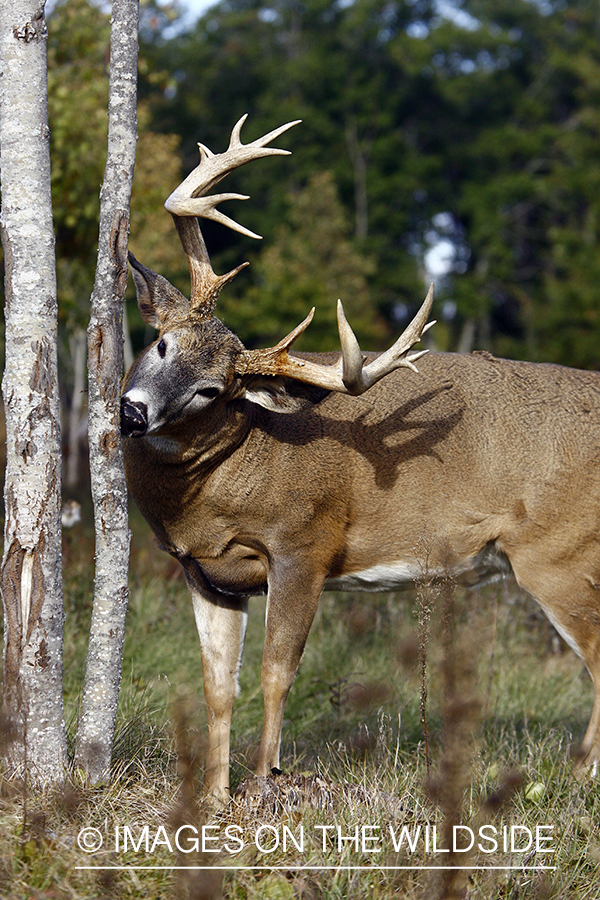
[{"xmin": 1, "ymin": 504, "xmax": 600, "ymax": 898}]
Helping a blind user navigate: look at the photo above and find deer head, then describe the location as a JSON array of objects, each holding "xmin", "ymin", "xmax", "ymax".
[{"xmin": 121, "ymin": 116, "xmax": 434, "ymax": 438}]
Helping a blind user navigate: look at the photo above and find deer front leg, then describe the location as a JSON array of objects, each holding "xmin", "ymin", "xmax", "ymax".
[
  {"xmin": 257, "ymin": 568, "xmax": 324, "ymax": 776},
  {"xmin": 182, "ymin": 563, "xmax": 248, "ymax": 803}
]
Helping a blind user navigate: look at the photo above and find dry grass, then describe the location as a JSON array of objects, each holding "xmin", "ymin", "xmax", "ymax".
[{"xmin": 1, "ymin": 508, "xmax": 600, "ymax": 897}]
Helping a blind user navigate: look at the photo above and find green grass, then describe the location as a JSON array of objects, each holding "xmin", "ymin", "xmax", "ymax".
[{"xmin": 2, "ymin": 505, "xmax": 600, "ymax": 898}]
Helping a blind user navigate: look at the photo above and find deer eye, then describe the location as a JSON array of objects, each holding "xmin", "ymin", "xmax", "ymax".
[
  {"xmin": 199, "ymin": 387, "xmax": 220, "ymax": 400},
  {"xmin": 157, "ymin": 338, "xmax": 167, "ymax": 359}
]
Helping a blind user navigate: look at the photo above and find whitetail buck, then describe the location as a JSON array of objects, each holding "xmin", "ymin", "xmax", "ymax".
[{"xmin": 122, "ymin": 116, "xmax": 600, "ymax": 802}]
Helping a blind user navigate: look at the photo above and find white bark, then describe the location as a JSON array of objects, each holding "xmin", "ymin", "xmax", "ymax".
[
  {"xmin": 74, "ymin": 0, "xmax": 138, "ymax": 780},
  {"xmin": 0, "ymin": 0, "xmax": 68, "ymax": 783}
]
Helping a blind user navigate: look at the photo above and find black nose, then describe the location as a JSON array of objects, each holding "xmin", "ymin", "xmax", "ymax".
[{"xmin": 121, "ymin": 397, "xmax": 148, "ymax": 437}]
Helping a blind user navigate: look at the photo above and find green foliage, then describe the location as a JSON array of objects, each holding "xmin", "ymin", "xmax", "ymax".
[
  {"xmin": 46, "ymin": 0, "xmax": 185, "ymax": 343},
  {"xmin": 6, "ymin": 0, "xmax": 600, "ymax": 368},
  {"xmin": 139, "ymin": 0, "xmax": 444, "ymax": 346},
  {"xmin": 434, "ymin": 0, "xmax": 600, "ymax": 365},
  {"xmin": 134, "ymin": 0, "xmax": 600, "ymax": 368},
  {"xmin": 47, "ymin": 0, "xmax": 110, "ymax": 330},
  {"xmin": 220, "ymin": 171, "xmax": 382, "ymax": 349}
]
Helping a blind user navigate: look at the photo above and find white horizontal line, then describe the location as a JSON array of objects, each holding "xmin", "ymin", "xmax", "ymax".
[{"xmin": 75, "ymin": 864, "xmax": 557, "ymax": 872}]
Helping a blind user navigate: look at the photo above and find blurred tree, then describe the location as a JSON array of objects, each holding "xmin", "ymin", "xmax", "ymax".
[
  {"xmin": 47, "ymin": 0, "xmax": 109, "ymax": 325},
  {"xmin": 137, "ymin": 0, "xmax": 600, "ymax": 369},
  {"xmin": 220, "ymin": 171, "xmax": 382, "ymax": 350},
  {"xmin": 46, "ymin": 0, "xmax": 185, "ymax": 485},
  {"xmin": 431, "ymin": 0, "xmax": 600, "ymax": 367},
  {"xmin": 47, "ymin": 0, "xmax": 109, "ymax": 487},
  {"xmin": 5, "ymin": 0, "xmax": 600, "ymax": 369},
  {"xmin": 138, "ymin": 0, "xmax": 445, "ymax": 346},
  {"xmin": 129, "ymin": 129, "xmax": 187, "ymax": 306},
  {"xmin": 48, "ymin": 0, "xmax": 186, "ymax": 306}
]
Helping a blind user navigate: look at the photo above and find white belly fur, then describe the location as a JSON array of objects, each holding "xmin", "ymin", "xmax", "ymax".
[
  {"xmin": 324, "ymin": 543, "xmax": 512, "ymax": 593},
  {"xmin": 325, "ymin": 561, "xmax": 423, "ymax": 592}
]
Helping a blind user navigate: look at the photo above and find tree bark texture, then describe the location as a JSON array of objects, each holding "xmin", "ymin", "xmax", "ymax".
[
  {"xmin": 74, "ymin": 0, "xmax": 138, "ymax": 780},
  {"xmin": 0, "ymin": 0, "xmax": 68, "ymax": 783}
]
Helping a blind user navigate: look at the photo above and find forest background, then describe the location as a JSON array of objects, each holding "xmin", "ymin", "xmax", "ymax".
[
  {"xmin": 5, "ymin": 0, "xmax": 600, "ymax": 460},
  {"xmin": 2, "ymin": 4, "xmax": 600, "ymax": 895}
]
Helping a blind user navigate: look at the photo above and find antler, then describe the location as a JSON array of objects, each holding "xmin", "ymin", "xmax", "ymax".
[
  {"xmin": 164, "ymin": 114, "xmax": 300, "ymax": 317},
  {"xmin": 164, "ymin": 114, "xmax": 435, "ymax": 388},
  {"xmin": 235, "ymin": 284, "xmax": 435, "ymax": 395}
]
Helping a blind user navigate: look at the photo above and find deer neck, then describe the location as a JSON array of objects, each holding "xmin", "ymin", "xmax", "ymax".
[{"xmin": 143, "ymin": 397, "xmax": 252, "ymax": 473}]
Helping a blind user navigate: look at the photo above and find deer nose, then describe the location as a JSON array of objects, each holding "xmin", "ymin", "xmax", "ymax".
[{"xmin": 121, "ymin": 397, "xmax": 148, "ymax": 437}]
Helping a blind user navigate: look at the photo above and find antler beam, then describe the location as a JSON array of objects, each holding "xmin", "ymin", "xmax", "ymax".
[
  {"xmin": 235, "ymin": 284, "xmax": 435, "ymax": 395},
  {"xmin": 164, "ymin": 114, "xmax": 435, "ymax": 391}
]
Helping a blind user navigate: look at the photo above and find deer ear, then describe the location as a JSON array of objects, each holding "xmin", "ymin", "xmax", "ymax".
[
  {"xmin": 128, "ymin": 251, "xmax": 189, "ymax": 328},
  {"xmin": 243, "ymin": 375, "xmax": 328, "ymax": 413}
]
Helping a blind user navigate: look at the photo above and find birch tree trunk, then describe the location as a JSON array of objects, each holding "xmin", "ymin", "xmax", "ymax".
[
  {"xmin": 0, "ymin": 0, "xmax": 68, "ymax": 783},
  {"xmin": 74, "ymin": 0, "xmax": 138, "ymax": 780}
]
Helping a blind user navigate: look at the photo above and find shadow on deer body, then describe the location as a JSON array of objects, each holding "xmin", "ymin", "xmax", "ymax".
[{"xmin": 122, "ymin": 116, "xmax": 600, "ymax": 803}]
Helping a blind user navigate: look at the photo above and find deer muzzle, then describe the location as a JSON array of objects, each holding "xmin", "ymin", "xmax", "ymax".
[{"xmin": 121, "ymin": 397, "xmax": 149, "ymax": 437}]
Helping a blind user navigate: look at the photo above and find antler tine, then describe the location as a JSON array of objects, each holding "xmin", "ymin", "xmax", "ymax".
[
  {"xmin": 187, "ymin": 192, "xmax": 261, "ymax": 241},
  {"xmin": 165, "ymin": 115, "xmax": 302, "ymax": 224},
  {"xmin": 164, "ymin": 116, "xmax": 300, "ymax": 316},
  {"xmin": 228, "ymin": 113, "xmax": 302, "ymax": 156},
  {"xmin": 340, "ymin": 283, "xmax": 436, "ymax": 393},
  {"xmin": 235, "ymin": 285, "xmax": 435, "ymax": 395}
]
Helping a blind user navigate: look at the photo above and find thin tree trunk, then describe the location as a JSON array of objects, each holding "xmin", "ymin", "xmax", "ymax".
[
  {"xmin": 345, "ymin": 116, "xmax": 369, "ymax": 240},
  {"xmin": 74, "ymin": 0, "xmax": 138, "ymax": 781},
  {"xmin": 65, "ymin": 328, "xmax": 87, "ymax": 491},
  {"xmin": 456, "ymin": 318, "xmax": 476, "ymax": 355},
  {"xmin": 0, "ymin": 0, "xmax": 68, "ymax": 783}
]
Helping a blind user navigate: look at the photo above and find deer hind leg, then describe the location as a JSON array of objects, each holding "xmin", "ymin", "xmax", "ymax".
[
  {"xmin": 184, "ymin": 570, "xmax": 248, "ymax": 804},
  {"xmin": 507, "ymin": 550, "xmax": 600, "ymax": 774},
  {"xmin": 256, "ymin": 570, "xmax": 324, "ymax": 777}
]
